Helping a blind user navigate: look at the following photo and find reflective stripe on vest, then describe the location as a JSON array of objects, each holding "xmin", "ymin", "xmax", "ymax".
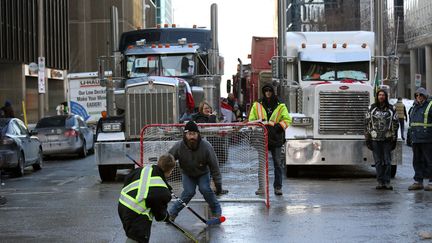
[
  {"xmin": 119, "ymin": 166, "xmax": 168, "ymax": 219},
  {"xmin": 411, "ymin": 101, "xmax": 432, "ymax": 128},
  {"xmin": 255, "ymin": 103, "xmax": 285, "ymax": 123}
]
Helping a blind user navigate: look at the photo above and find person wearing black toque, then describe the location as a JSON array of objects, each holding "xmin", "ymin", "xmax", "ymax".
[{"xmin": 168, "ymin": 121, "xmax": 228, "ymax": 222}]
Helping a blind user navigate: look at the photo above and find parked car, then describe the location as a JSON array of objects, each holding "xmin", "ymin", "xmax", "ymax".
[
  {"xmin": 0, "ymin": 118, "xmax": 43, "ymax": 176},
  {"xmin": 35, "ymin": 115, "xmax": 94, "ymax": 158}
]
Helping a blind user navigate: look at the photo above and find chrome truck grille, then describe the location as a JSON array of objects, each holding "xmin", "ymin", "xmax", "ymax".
[
  {"xmin": 126, "ymin": 84, "xmax": 177, "ymax": 139},
  {"xmin": 319, "ymin": 91, "xmax": 369, "ymax": 135}
]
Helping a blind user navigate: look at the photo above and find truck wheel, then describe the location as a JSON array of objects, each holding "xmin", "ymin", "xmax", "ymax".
[
  {"xmin": 14, "ymin": 152, "xmax": 25, "ymax": 177},
  {"xmin": 98, "ymin": 165, "xmax": 117, "ymax": 182},
  {"xmin": 391, "ymin": 165, "xmax": 397, "ymax": 178},
  {"xmin": 286, "ymin": 165, "xmax": 299, "ymax": 177}
]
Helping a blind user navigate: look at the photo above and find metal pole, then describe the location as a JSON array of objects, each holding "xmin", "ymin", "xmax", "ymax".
[
  {"xmin": 374, "ymin": 0, "xmax": 384, "ymax": 84},
  {"xmin": 277, "ymin": 0, "xmax": 286, "ymax": 80},
  {"xmin": 38, "ymin": 0, "xmax": 45, "ymax": 119}
]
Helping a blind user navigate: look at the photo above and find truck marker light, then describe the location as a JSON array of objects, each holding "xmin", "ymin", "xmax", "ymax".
[
  {"xmin": 362, "ymin": 43, "xmax": 367, "ymax": 48},
  {"xmin": 332, "ymin": 43, "xmax": 337, "ymax": 48},
  {"xmin": 165, "ymin": 44, "xmax": 170, "ymax": 48},
  {"xmin": 164, "ymin": 23, "xmax": 169, "ymax": 28},
  {"xmin": 127, "ymin": 45, "xmax": 134, "ymax": 49},
  {"xmin": 157, "ymin": 24, "xmax": 161, "ymax": 28},
  {"xmin": 172, "ymin": 24, "xmax": 176, "ymax": 28},
  {"xmin": 342, "ymin": 43, "xmax": 347, "ymax": 48},
  {"xmin": 151, "ymin": 44, "xmax": 156, "ymax": 48},
  {"xmin": 339, "ymin": 86, "xmax": 349, "ymax": 90},
  {"xmin": 301, "ymin": 43, "xmax": 306, "ymax": 48},
  {"xmin": 322, "ymin": 43, "xmax": 326, "ymax": 48},
  {"xmin": 158, "ymin": 43, "xmax": 163, "ymax": 48},
  {"xmin": 193, "ymin": 24, "xmax": 197, "ymax": 28},
  {"xmin": 188, "ymin": 44, "xmax": 193, "ymax": 48}
]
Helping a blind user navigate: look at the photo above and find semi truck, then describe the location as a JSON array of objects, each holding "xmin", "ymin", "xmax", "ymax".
[
  {"xmin": 278, "ymin": 31, "xmax": 401, "ymax": 176},
  {"xmin": 95, "ymin": 4, "xmax": 223, "ymax": 181}
]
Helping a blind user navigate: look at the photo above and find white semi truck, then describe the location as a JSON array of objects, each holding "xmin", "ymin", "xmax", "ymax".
[{"xmin": 278, "ymin": 31, "xmax": 402, "ymax": 176}]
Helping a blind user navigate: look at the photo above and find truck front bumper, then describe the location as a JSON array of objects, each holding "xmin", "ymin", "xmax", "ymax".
[
  {"xmin": 95, "ymin": 141, "xmax": 140, "ymax": 166},
  {"xmin": 284, "ymin": 139, "xmax": 402, "ymax": 165}
]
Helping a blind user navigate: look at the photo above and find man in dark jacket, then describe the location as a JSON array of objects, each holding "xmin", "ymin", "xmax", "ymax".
[
  {"xmin": 408, "ymin": 87, "xmax": 432, "ymax": 191},
  {"xmin": 248, "ymin": 84, "xmax": 291, "ymax": 195},
  {"xmin": 1, "ymin": 101, "xmax": 14, "ymax": 118},
  {"xmin": 365, "ymin": 89, "xmax": 399, "ymax": 190},
  {"xmin": 118, "ymin": 154, "xmax": 175, "ymax": 243},
  {"xmin": 168, "ymin": 121, "xmax": 227, "ymax": 221}
]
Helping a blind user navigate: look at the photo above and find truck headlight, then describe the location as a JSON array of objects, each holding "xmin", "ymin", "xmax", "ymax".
[
  {"xmin": 102, "ymin": 122, "xmax": 123, "ymax": 132},
  {"xmin": 292, "ymin": 117, "xmax": 313, "ymax": 127}
]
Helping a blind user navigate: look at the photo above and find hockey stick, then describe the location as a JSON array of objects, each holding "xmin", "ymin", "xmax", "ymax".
[
  {"xmin": 171, "ymin": 192, "xmax": 226, "ymax": 226},
  {"xmin": 167, "ymin": 219, "xmax": 199, "ymax": 243},
  {"xmin": 125, "ymin": 154, "xmax": 226, "ymax": 225}
]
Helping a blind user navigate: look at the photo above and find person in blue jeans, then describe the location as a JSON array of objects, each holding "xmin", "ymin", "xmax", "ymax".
[{"xmin": 168, "ymin": 121, "xmax": 228, "ymax": 221}]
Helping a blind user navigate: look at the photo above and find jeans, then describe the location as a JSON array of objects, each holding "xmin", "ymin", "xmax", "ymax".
[
  {"xmin": 399, "ymin": 119, "xmax": 405, "ymax": 139},
  {"xmin": 169, "ymin": 172, "xmax": 221, "ymax": 217},
  {"xmin": 412, "ymin": 143, "xmax": 432, "ymax": 183},
  {"xmin": 372, "ymin": 141, "xmax": 392, "ymax": 184},
  {"xmin": 270, "ymin": 146, "xmax": 283, "ymax": 189}
]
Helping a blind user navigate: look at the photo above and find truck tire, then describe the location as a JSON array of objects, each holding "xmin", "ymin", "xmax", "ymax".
[
  {"xmin": 286, "ymin": 165, "xmax": 299, "ymax": 177},
  {"xmin": 98, "ymin": 165, "xmax": 117, "ymax": 182},
  {"xmin": 391, "ymin": 165, "xmax": 397, "ymax": 178}
]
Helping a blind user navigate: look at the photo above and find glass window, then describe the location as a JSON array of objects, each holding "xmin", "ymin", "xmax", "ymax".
[
  {"xmin": 78, "ymin": 118, "xmax": 86, "ymax": 128},
  {"xmin": 161, "ymin": 54, "xmax": 194, "ymax": 77},
  {"xmin": 129, "ymin": 55, "xmax": 159, "ymax": 77},
  {"xmin": 301, "ymin": 61, "xmax": 369, "ymax": 81},
  {"xmin": 127, "ymin": 54, "xmax": 195, "ymax": 78},
  {"xmin": 16, "ymin": 120, "xmax": 29, "ymax": 136},
  {"xmin": 36, "ymin": 116, "xmax": 66, "ymax": 128}
]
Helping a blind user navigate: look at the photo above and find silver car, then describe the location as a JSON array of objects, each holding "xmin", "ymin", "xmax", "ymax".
[
  {"xmin": 35, "ymin": 115, "xmax": 94, "ymax": 158},
  {"xmin": 0, "ymin": 118, "xmax": 42, "ymax": 176}
]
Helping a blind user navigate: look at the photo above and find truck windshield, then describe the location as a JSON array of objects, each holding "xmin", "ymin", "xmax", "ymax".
[
  {"xmin": 301, "ymin": 61, "xmax": 369, "ymax": 81},
  {"xmin": 127, "ymin": 54, "xmax": 195, "ymax": 78}
]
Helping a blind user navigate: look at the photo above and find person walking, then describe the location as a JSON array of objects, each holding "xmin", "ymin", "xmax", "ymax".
[
  {"xmin": 394, "ymin": 97, "xmax": 408, "ymax": 140},
  {"xmin": 118, "ymin": 154, "xmax": 176, "ymax": 243},
  {"xmin": 1, "ymin": 101, "xmax": 15, "ymax": 118},
  {"xmin": 408, "ymin": 87, "xmax": 432, "ymax": 191},
  {"xmin": 168, "ymin": 121, "xmax": 228, "ymax": 221},
  {"xmin": 365, "ymin": 89, "xmax": 399, "ymax": 190},
  {"xmin": 248, "ymin": 84, "xmax": 291, "ymax": 195}
]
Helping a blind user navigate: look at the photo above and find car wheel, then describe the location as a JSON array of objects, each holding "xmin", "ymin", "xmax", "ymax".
[
  {"xmin": 79, "ymin": 141, "xmax": 87, "ymax": 158},
  {"xmin": 14, "ymin": 152, "xmax": 25, "ymax": 177},
  {"xmin": 88, "ymin": 142, "xmax": 95, "ymax": 155},
  {"xmin": 33, "ymin": 149, "xmax": 43, "ymax": 171},
  {"xmin": 98, "ymin": 165, "xmax": 117, "ymax": 182}
]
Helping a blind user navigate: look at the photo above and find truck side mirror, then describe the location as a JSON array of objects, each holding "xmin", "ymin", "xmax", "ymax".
[{"xmin": 226, "ymin": 79, "xmax": 231, "ymax": 93}]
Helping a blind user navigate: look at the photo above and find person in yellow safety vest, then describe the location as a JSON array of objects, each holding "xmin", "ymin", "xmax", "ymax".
[
  {"xmin": 248, "ymin": 84, "xmax": 292, "ymax": 196},
  {"xmin": 394, "ymin": 97, "xmax": 408, "ymax": 140},
  {"xmin": 408, "ymin": 87, "xmax": 432, "ymax": 191},
  {"xmin": 118, "ymin": 154, "xmax": 176, "ymax": 243}
]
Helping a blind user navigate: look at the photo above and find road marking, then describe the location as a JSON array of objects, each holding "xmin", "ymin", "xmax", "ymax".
[{"xmin": 57, "ymin": 176, "xmax": 80, "ymax": 186}]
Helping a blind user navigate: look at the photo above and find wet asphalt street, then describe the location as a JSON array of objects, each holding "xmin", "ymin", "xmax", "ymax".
[{"xmin": 1, "ymin": 143, "xmax": 432, "ymax": 243}]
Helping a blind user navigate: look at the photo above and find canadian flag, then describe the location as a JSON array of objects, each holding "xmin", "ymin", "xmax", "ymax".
[
  {"xmin": 180, "ymin": 79, "xmax": 195, "ymax": 112},
  {"xmin": 220, "ymin": 98, "xmax": 234, "ymax": 122}
]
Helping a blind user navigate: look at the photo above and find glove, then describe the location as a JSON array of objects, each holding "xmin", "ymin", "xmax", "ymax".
[
  {"xmin": 365, "ymin": 139, "xmax": 373, "ymax": 151},
  {"xmin": 274, "ymin": 123, "xmax": 284, "ymax": 133},
  {"xmin": 215, "ymin": 184, "xmax": 228, "ymax": 196}
]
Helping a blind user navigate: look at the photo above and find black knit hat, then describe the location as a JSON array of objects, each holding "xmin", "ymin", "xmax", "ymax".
[{"xmin": 184, "ymin": 121, "xmax": 200, "ymax": 133}]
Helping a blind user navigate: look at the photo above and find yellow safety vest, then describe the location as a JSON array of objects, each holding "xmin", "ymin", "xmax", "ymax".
[
  {"xmin": 248, "ymin": 102, "xmax": 292, "ymax": 129},
  {"xmin": 118, "ymin": 166, "xmax": 168, "ymax": 220},
  {"xmin": 411, "ymin": 101, "xmax": 432, "ymax": 128}
]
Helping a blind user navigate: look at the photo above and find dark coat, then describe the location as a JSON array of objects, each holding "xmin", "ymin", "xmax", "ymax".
[
  {"xmin": 192, "ymin": 112, "xmax": 217, "ymax": 123},
  {"xmin": 410, "ymin": 99, "xmax": 432, "ymax": 144},
  {"xmin": 118, "ymin": 165, "xmax": 171, "ymax": 243}
]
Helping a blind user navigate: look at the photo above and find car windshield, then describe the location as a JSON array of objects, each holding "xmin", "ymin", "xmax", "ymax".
[
  {"xmin": 301, "ymin": 61, "xmax": 369, "ymax": 81},
  {"xmin": 127, "ymin": 54, "xmax": 195, "ymax": 78},
  {"xmin": 36, "ymin": 116, "xmax": 75, "ymax": 128}
]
